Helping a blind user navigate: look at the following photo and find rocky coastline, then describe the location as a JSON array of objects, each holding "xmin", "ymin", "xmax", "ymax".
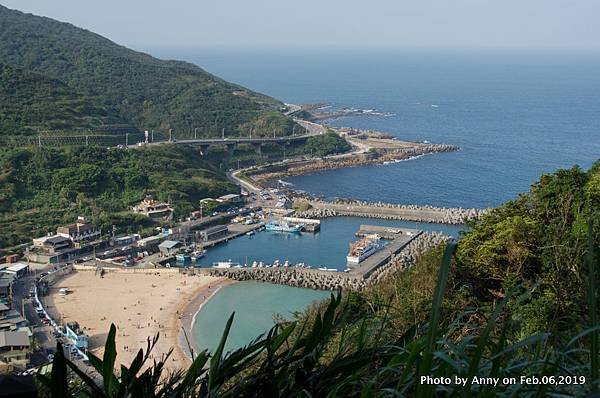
[
  {"xmin": 293, "ymin": 198, "xmax": 485, "ymax": 225},
  {"xmin": 250, "ymin": 143, "xmax": 459, "ymax": 183}
]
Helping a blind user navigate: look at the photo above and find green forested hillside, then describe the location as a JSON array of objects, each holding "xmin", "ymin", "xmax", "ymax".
[
  {"xmin": 0, "ymin": 64, "xmax": 126, "ymax": 134},
  {"xmin": 0, "ymin": 5, "xmax": 294, "ymax": 137},
  {"xmin": 0, "ymin": 145, "xmax": 236, "ymax": 248}
]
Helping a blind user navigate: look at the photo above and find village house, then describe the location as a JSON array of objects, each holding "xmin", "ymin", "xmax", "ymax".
[
  {"xmin": 56, "ymin": 216, "xmax": 101, "ymax": 246},
  {"xmin": 0, "ymin": 330, "xmax": 30, "ymax": 370},
  {"xmin": 133, "ymin": 195, "xmax": 174, "ymax": 220},
  {"xmin": 0, "ymin": 275, "xmax": 14, "ymax": 305},
  {"xmin": 0, "ymin": 303, "xmax": 27, "ymax": 333},
  {"xmin": 200, "ymin": 225, "xmax": 229, "ymax": 241},
  {"xmin": 158, "ymin": 240, "xmax": 181, "ymax": 257}
]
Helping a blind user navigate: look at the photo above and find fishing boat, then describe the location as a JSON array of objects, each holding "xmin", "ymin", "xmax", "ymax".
[
  {"xmin": 347, "ymin": 234, "xmax": 384, "ymax": 264},
  {"xmin": 265, "ymin": 220, "xmax": 303, "ymax": 233},
  {"xmin": 212, "ymin": 260, "xmax": 239, "ymax": 269},
  {"xmin": 176, "ymin": 253, "xmax": 190, "ymax": 262},
  {"xmin": 190, "ymin": 250, "xmax": 205, "ymax": 262}
]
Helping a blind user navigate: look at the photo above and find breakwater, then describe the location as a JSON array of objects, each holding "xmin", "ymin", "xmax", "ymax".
[
  {"xmin": 251, "ymin": 143, "xmax": 459, "ymax": 183},
  {"xmin": 179, "ymin": 232, "xmax": 451, "ymax": 291},
  {"xmin": 294, "ymin": 199, "xmax": 485, "ymax": 224}
]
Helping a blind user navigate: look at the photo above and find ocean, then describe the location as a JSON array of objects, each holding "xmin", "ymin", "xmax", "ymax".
[
  {"xmin": 152, "ymin": 48, "xmax": 600, "ymax": 350},
  {"xmin": 156, "ymin": 48, "xmax": 600, "ymax": 208}
]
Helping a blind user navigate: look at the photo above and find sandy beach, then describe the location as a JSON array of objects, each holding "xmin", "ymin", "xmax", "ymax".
[{"xmin": 45, "ymin": 269, "xmax": 228, "ymax": 371}]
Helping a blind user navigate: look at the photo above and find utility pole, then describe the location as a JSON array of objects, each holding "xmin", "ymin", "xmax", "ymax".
[
  {"xmin": 194, "ymin": 128, "xmax": 198, "ymax": 140},
  {"xmin": 222, "ymin": 128, "xmax": 225, "ymax": 140},
  {"xmin": 250, "ymin": 128, "xmax": 253, "ymax": 139},
  {"xmin": 125, "ymin": 133, "xmax": 129, "ymax": 147},
  {"xmin": 38, "ymin": 135, "xmax": 41, "ymax": 147},
  {"xmin": 151, "ymin": 130, "xmax": 154, "ymax": 142},
  {"xmin": 273, "ymin": 129, "xmax": 276, "ymax": 138},
  {"xmin": 237, "ymin": 159, "xmax": 241, "ymax": 169},
  {"xmin": 169, "ymin": 129, "xmax": 173, "ymax": 142}
]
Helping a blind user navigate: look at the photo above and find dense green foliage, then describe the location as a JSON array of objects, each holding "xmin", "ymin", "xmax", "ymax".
[
  {"xmin": 0, "ymin": 65, "xmax": 125, "ymax": 134},
  {"xmin": 0, "ymin": 5, "xmax": 296, "ymax": 137},
  {"xmin": 0, "ymin": 145, "xmax": 235, "ymax": 248},
  {"xmin": 455, "ymin": 163, "xmax": 600, "ymax": 339},
  {"xmin": 301, "ymin": 132, "xmax": 353, "ymax": 157}
]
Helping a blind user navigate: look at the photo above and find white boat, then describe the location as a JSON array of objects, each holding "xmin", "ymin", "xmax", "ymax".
[
  {"xmin": 212, "ymin": 260, "xmax": 239, "ymax": 269},
  {"xmin": 190, "ymin": 250, "xmax": 205, "ymax": 262},
  {"xmin": 246, "ymin": 230, "xmax": 255, "ymax": 236},
  {"xmin": 347, "ymin": 234, "xmax": 384, "ymax": 264}
]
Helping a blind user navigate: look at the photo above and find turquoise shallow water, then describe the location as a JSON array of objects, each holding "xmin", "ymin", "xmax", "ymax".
[
  {"xmin": 192, "ymin": 281, "xmax": 330, "ymax": 352},
  {"xmin": 197, "ymin": 217, "xmax": 463, "ymax": 271}
]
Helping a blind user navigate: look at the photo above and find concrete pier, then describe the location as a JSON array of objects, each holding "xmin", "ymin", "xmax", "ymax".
[{"xmin": 348, "ymin": 228, "xmax": 422, "ymax": 277}]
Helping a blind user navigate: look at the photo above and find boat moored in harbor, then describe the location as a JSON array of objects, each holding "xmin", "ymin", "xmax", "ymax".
[
  {"xmin": 265, "ymin": 220, "xmax": 304, "ymax": 233},
  {"xmin": 346, "ymin": 234, "xmax": 384, "ymax": 264}
]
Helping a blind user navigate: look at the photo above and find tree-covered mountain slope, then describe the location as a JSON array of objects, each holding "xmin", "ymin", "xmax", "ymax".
[
  {"xmin": 0, "ymin": 5, "xmax": 293, "ymax": 137},
  {"xmin": 0, "ymin": 64, "xmax": 126, "ymax": 134}
]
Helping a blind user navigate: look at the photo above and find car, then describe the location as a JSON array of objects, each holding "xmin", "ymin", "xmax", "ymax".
[{"xmin": 47, "ymin": 354, "xmax": 54, "ymax": 362}]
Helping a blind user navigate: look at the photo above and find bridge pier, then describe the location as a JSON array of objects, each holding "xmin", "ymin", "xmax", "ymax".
[
  {"xmin": 225, "ymin": 143, "xmax": 236, "ymax": 155},
  {"xmin": 199, "ymin": 144, "xmax": 211, "ymax": 155},
  {"xmin": 252, "ymin": 142, "xmax": 263, "ymax": 154}
]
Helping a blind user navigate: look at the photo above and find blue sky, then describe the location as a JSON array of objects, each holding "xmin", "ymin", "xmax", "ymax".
[{"xmin": 2, "ymin": 0, "xmax": 599, "ymax": 51}]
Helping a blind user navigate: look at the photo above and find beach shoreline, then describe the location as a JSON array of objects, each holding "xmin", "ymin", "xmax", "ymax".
[
  {"xmin": 46, "ymin": 269, "xmax": 230, "ymax": 371},
  {"xmin": 177, "ymin": 278, "xmax": 236, "ymax": 362}
]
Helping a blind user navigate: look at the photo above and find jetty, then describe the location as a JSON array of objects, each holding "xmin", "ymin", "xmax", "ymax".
[
  {"xmin": 348, "ymin": 227, "xmax": 421, "ymax": 277},
  {"xmin": 295, "ymin": 199, "xmax": 485, "ymax": 224}
]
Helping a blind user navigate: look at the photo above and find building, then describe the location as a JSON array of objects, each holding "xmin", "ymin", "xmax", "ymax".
[
  {"xmin": 111, "ymin": 234, "xmax": 140, "ymax": 247},
  {"xmin": 158, "ymin": 240, "xmax": 181, "ymax": 257},
  {"xmin": 0, "ymin": 305, "xmax": 27, "ymax": 332},
  {"xmin": 216, "ymin": 193, "xmax": 242, "ymax": 204},
  {"xmin": 137, "ymin": 235, "xmax": 166, "ymax": 248},
  {"xmin": 200, "ymin": 225, "xmax": 229, "ymax": 241},
  {"xmin": 32, "ymin": 235, "xmax": 72, "ymax": 254},
  {"xmin": 0, "ymin": 275, "xmax": 14, "ymax": 305},
  {"xmin": 64, "ymin": 322, "xmax": 88, "ymax": 350},
  {"xmin": 56, "ymin": 216, "xmax": 101, "ymax": 245},
  {"xmin": 0, "ymin": 330, "xmax": 30, "ymax": 369},
  {"xmin": 2, "ymin": 263, "xmax": 29, "ymax": 279},
  {"xmin": 133, "ymin": 196, "xmax": 174, "ymax": 220}
]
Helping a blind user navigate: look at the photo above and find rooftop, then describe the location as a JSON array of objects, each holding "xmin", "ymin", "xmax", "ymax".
[
  {"xmin": 158, "ymin": 240, "xmax": 180, "ymax": 249},
  {"xmin": 5, "ymin": 263, "xmax": 28, "ymax": 273},
  {"xmin": 0, "ymin": 330, "xmax": 30, "ymax": 348},
  {"xmin": 203, "ymin": 225, "xmax": 229, "ymax": 234}
]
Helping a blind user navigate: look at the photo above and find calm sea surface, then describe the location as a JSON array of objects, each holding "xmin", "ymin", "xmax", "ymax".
[
  {"xmin": 156, "ymin": 49, "xmax": 600, "ymax": 208},
  {"xmin": 196, "ymin": 217, "xmax": 462, "ymax": 271},
  {"xmin": 152, "ymin": 48, "xmax": 600, "ymax": 349}
]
